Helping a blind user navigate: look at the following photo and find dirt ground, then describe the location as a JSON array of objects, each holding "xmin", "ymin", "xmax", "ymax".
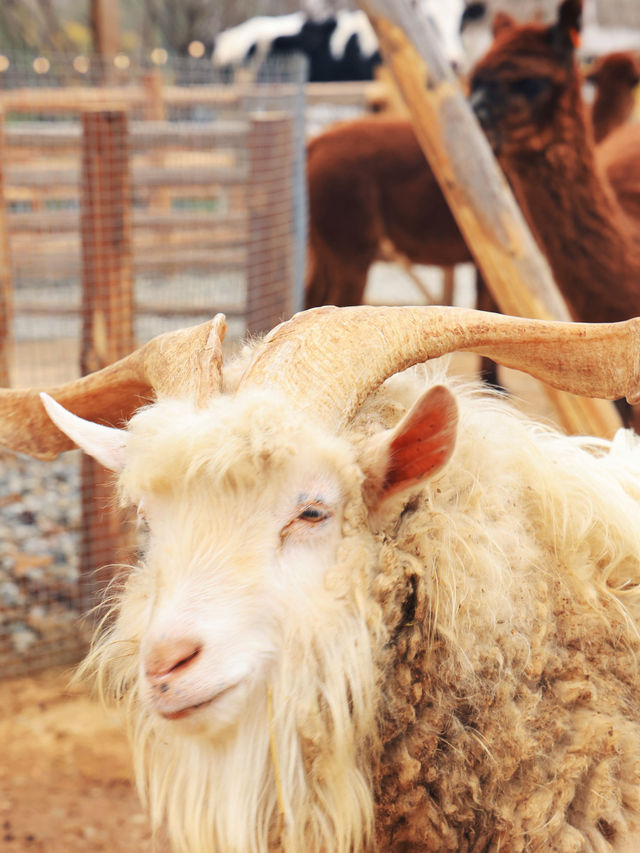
[
  {"xmin": 0, "ymin": 347, "xmax": 602, "ymax": 853},
  {"xmin": 0, "ymin": 666, "xmax": 171, "ymax": 853}
]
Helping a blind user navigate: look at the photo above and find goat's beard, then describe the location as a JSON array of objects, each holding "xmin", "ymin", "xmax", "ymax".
[
  {"xmin": 81, "ymin": 531, "xmax": 385, "ymax": 853},
  {"xmin": 133, "ymin": 609, "xmax": 380, "ymax": 852}
]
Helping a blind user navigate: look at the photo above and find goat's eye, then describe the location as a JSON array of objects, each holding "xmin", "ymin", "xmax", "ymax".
[
  {"xmin": 298, "ymin": 503, "xmax": 330, "ymax": 523},
  {"xmin": 280, "ymin": 499, "xmax": 332, "ymax": 541}
]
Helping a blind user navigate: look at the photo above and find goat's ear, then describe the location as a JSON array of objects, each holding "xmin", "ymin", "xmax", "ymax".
[
  {"xmin": 363, "ymin": 385, "xmax": 458, "ymax": 509},
  {"xmin": 40, "ymin": 393, "xmax": 128, "ymax": 472},
  {"xmin": 492, "ymin": 11, "xmax": 515, "ymax": 37},
  {"xmin": 550, "ymin": 0, "xmax": 582, "ymax": 53}
]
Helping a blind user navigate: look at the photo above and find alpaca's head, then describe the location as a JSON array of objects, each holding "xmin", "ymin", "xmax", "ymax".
[
  {"xmin": 588, "ymin": 50, "xmax": 640, "ymax": 142},
  {"xmin": 587, "ymin": 51, "xmax": 640, "ymax": 95},
  {"xmin": 469, "ymin": 0, "xmax": 584, "ymax": 156}
]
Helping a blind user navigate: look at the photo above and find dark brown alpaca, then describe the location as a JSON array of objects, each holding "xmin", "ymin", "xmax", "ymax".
[
  {"xmin": 470, "ymin": 0, "xmax": 640, "ymax": 422},
  {"xmin": 588, "ymin": 51, "xmax": 640, "ymax": 145},
  {"xmin": 304, "ymin": 50, "xmax": 638, "ymax": 315},
  {"xmin": 304, "ymin": 116, "xmax": 471, "ymax": 309}
]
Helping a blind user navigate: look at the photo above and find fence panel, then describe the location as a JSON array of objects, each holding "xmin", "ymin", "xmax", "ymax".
[{"xmin": 0, "ymin": 53, "xmax": 307, "ymax": 677}]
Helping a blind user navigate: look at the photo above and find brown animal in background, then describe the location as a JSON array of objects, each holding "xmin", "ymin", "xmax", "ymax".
[
  {"xmin": 304, "ymin": 49, "xmax": 638, "ymax": 318},
  {"xmin": 470, "ymin": 0, "xmax": 640, "ymax": 423},
  {"xmin": 304, "ymin": 117, "xmax": 471, "ymax": 310},
  {"xmin": 599, "ymin": 121, "xmax": 640, "ymax": 224},
  {"xmin": 588, "ymin": 51, "xmax": 640, "ymax": 144}
]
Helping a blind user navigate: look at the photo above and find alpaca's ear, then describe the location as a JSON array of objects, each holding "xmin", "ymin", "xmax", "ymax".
[
  {"xmin": 550, "ymin": 0, "xmax": 582, "ymax": 53},
  {"xmin": 492, "ymin": 11, "xmax": 515, "ymax": 37}
]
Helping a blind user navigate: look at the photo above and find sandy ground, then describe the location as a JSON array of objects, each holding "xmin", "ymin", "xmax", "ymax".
[{"xmin": 0, "ymin": 666, "xmax": 170, "ymax": 853}]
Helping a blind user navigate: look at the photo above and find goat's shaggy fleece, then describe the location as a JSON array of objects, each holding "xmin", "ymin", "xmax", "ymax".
[{"xmin": 81, "ymin": 364, "xmax": 640, "ymax": 853}]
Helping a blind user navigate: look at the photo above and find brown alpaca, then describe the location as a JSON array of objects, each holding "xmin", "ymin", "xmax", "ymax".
[
  {"xmin": 304, "ymin": 52, "xmax": 637, "ymax": 314},
  {"xmin": 469, "ymin": 0, "xmax": 640, "ymax": 423},
  {"xmin": 304, "ymin": 116, "xmax": 471, "ymax": 309},
  {"xmin": 588, "ymin": 51, "xmax": 640, "ymax": 144},
  {"xmin": 599, "ymin": 121, "xmax": 640, "ymax": 224}
]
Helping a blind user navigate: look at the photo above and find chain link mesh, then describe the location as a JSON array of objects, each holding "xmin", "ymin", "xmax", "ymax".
[{"xmin": 0, "ymin": 52, "xmax": 307, "ymax": 677}]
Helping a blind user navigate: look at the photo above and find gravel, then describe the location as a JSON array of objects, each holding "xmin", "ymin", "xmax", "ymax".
[{"xmin": 0, "ymin": 449, "xmax": 85, "ymax": 675}]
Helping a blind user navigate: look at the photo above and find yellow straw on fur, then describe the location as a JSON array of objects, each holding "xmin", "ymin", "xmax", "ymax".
[{"xmin": 268, "ymin": 684, "xmax": 286, "ymax": 841}]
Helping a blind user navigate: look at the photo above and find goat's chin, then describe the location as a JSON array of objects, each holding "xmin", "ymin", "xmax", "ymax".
[{"xmin": 149, "ymin": 678, "xmax": 256, "ymax": 738}]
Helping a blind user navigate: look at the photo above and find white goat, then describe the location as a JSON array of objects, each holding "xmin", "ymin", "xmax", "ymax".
[{"xmin": 6, "ymin": 305, "xmax": 640, "ymax": 853}]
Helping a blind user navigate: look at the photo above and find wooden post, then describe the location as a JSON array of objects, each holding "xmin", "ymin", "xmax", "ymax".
[
  {"xmin": 143, "ymin": 68, "xmax": 166, "ymax": 121},
  {"xmin": 246, "ymin": 113, "xmax": 295, "ymax": 335},
  {"xmin": 91, "ymin": 0, "xmax": 120, "ymax": 84},
  {"xmin": 357, "ymin": 0, "xmax": 622, "ymax": 438},
  {"xmin": 79, "ymin": 109, "xmax": 135, "ymax": 609},
  {"xmin": 142, "ymin": 69, "xmax": 172, "ymax": 212},
  {"xmin": 0, "ymin": 110, "xmax": 12, "ymax": 387}
]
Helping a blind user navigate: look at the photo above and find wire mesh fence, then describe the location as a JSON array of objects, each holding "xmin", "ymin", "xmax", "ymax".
[
  {"xmin": 0, "ymin": 52, "xmax": 308, "ymax": 678},
  {"xmin": 595, "ymin": 0, "xmax": 640, "ymax": 29}
]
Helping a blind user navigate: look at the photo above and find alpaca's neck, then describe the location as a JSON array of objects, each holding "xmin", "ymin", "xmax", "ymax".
[
  {"xmin": 591, "ymin": 94, "xmax": 625, "ymax": 144},
  {"xmin": 501, "ymin": 90, "xmax": 640, "ymax": 322}
]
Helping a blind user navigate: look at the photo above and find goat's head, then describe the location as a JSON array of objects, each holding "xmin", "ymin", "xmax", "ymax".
[
  {"xmin": 72, "ymin": 388, "xmax": 370, "ymax": 732},
  {"xmin": 469, "ymin": 0, "xmax": 583, "ymax": 155}
]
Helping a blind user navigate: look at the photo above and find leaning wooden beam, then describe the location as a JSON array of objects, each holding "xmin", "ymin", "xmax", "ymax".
[{"xmin": 357, "ymin": 0, "xmax": 622, "ymax": 438}]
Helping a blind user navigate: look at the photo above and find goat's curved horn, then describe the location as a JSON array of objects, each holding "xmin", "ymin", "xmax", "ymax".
[
  {"xmin": 0, "ymin": 314, "xmax": 227, "ymax": 460},
  {"xmin": 238, "ymin": 306, "xmax": 640, "ymax": 428}
]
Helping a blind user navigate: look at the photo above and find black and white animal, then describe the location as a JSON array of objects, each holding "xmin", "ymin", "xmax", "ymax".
[
  {"xmin": 212, "ymin": 11, "xmax": 381, "ymax": 82},
  {"xmin": 212, "ymin": 4, "xmax": 468, "ymax": 82}
]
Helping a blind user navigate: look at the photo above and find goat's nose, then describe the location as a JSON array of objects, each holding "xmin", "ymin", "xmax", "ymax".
[{"xmin": 144, "ymin": 637, "xmax": 202, "ymax": 684}]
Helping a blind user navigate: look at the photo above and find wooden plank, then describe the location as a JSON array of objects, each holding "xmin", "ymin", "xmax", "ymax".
[
  {"xmin": 5, "ymin": 162, "xmax": 248, "ymax": 189},
  {"xmin": 0, "ymin": 112, "xmax": 12, "ymax": 386},
  {"xmin": 10, "ymin": 246, "xmax": 246, "ymax": 278},
  {"xmin": 5, "ymin": 120, "xmax": 248, "ymax": 150},
  {"xmin": 13, "ymin": 299, "xmax": 246, "ymax": 319},
  {"xmin": 79, "ymin": 109, "xmax": 135, "ymax": 609},
  {"xmin": 306, "ymin": 80, "xmax": 389, "ymax": 106},
  {"xmin": 7, "ymin": 208, "xmax": 246, "ymax": 233},
  {"xmin": 11, "ymin": 247, "xmax": 246, "ymax": 278},
  {"xmin": 0, "ymin": 81, "xmax": 383, "ymax": 114},
  {"xmin": 0, "ymin": 86, "xmax": 145, "ymax": 113},
  {"xmin": 358, "ymin": 0, "xmax": 622, "ymax": 439},
  {"xmin": 10, "ymin": 231, "xmax": 248, "ymax": 260}
]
